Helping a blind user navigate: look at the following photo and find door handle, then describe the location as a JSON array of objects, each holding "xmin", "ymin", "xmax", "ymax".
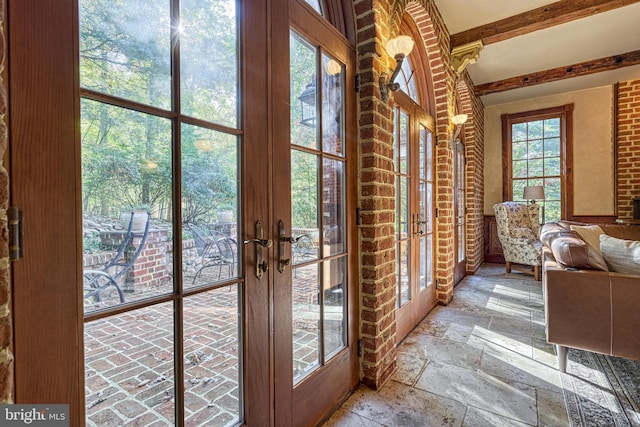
[
  {"xmin": 278, "ymin": 220, "xmax": 295, "ymax": 273},
  {"xmin": 243, "ymin": 238, "xmax": 273, "ymax": 248},
  {"xmin": 414, "ymin": 215, "xmax": 427, "ymax": 236},
  {"xmin": 243, "ymin": 221, "xmax": 272, "ymax": 279}
]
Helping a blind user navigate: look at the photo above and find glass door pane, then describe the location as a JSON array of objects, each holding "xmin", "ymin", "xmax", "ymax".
[
  {"xmin": 424, "ymin": 126, "xmax": 434, "ymax": 288},
  {"xmin": 395, "ymin": 108, "xmax": 411, "ymax": 307},
  {"xmin": 418, "ymin": 124, "xmax": 433, "ymax": 290},
  {"xmin": 455, "ymin": 142, "xmax": 466, "ymax": 263},
  {"xmin": 80, "ymin": 0, "xmax": 243, "ymax": 423},
  {"xmin": 290, "ymin": 31, "xmax": 347, "ymax": 384}
]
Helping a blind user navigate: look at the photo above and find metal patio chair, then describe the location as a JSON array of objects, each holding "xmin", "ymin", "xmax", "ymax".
[
  {"xmin": 188, "ymin": 223, "xmax": 237, "ymax": 284},
  {"xmin": 83, "ymin": 211, "xmax": 151, "ymax": 306}
]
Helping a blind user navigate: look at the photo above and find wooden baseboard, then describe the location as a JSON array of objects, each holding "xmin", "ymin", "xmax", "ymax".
[{"xmin": 484, "ymin": 215, "xmax": 505, "ymax": 264}]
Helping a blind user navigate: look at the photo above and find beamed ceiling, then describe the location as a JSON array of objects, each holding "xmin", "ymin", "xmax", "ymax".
[{"xmin": 433, "ymin": 0, "xmax": 640, "ymax": 105}]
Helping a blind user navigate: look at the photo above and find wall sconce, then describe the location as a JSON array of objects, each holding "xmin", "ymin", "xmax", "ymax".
[
  {"xmin": 379, "ymin": 35, "xmax": 414, "ymax": 102},
  {"xmin": 450, "ymin": 113, "xmax": 468, "ymax": 144},
  {"xmin": 298, "ymin": 78, "xmax": 317, "ymax": 128}
]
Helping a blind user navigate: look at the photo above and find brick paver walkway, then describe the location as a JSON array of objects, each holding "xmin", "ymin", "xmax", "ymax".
[
  {"xmin": 84, "ymin": 258, "xmax": 343, "ymax": 426},
  {"xmin": 85, "ymin": 285, "xmax": 240, "ymax": 426}
]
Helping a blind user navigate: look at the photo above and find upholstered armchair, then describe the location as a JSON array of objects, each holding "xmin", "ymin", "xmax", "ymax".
[{"xmin": 493, "ymin": 201, "xmax": 543, "ymax": 281}]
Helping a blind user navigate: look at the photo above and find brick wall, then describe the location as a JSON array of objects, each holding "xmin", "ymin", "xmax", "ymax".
[
  {"xmin": 617, "ymin": 80, "xmax": 640, "ymax": 218},
  {"xmin": 0, "ymin": 0, "xmax": 12, "ymax": 403},
  {"xmin": 354, "ymin": 0, "xmax": 398, "ymax": 390},
  {"xmin": 356, "ymin": 0, "xmax": 485, "ymax": 388},
  {"xmin": 457, "ymin": 75, "xmax": 485, "ymax": 274}
]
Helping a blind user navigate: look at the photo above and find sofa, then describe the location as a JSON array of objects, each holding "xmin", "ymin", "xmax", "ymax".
[{"xmin": 541, "ymin": 220, "xmax": 640, "ymax": 372}]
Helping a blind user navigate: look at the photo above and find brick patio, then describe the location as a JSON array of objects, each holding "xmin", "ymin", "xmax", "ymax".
[{"xmin": 84, "ymin": 259, "xmax": 344, "ymax": 425}]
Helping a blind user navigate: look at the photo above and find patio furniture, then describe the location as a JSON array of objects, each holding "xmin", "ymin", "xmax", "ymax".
[
  {"xmin": 84, "ymin": 211, "xmax": 151, "ymax": 306},
  {"xmin": 292, "ymin": 234, "xmax": 318, "ymax": 265},
  {"xmin": 188, "ymin": 223, "xmax": 237, "ymax": 284}
]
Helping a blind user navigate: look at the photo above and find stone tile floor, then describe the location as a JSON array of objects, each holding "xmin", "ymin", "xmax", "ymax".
[{"xmin": 323, "ymin": 263, "xmax": 570, "ymax": 427}]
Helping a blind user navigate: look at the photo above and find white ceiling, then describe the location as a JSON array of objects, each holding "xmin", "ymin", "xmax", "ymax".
[{"xmin": 433, "ymin": 0, "xmax": 640, "ymax": 106}]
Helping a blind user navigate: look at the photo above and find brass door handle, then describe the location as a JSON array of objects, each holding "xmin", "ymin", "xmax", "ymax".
[
  {"xmin": 244, "ymin": 221, "xmax": 272, "ymax": 278},
  {"xmin": 243, "ymin": 238, "xmax": 273, "ymax": 248}
]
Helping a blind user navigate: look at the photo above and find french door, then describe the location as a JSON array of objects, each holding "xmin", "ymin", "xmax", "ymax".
[
  {"xmin": 454, "ymin": 140, "xmax": 467, "ymax": 286},
  {"xmin": 9, "ymin": 0, "xmax": 356, "ymax": 426},
  {"xmin": 272, "ymin": 4, "xmax": 357, "ymax": 425},
  {"xmin": 393, "ymin": 92, "xmax": 437, "ymax": 341}
]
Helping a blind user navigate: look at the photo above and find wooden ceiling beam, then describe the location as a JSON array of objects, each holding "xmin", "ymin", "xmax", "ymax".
[
  {"xmin": 474, "ymin": 50, "xmax": 640, "ymax": 96},
  {"xmin": 451, "ymin": 0, "xmax": 640, "ymax": 48}
]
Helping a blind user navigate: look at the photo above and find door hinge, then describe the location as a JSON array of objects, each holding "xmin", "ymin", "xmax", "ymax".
[
  {"xmin": 8, "ymin": 207, "xmax": 23, "ymax": 261},
  {"xmin": 435, "ymin": 279, "xmax": 439, "ymax": 290},
  {"xmin": 356, "ymin": 207, "xmax": 361, "ymax": 225},
  {"xmin": 357, "ymin": 339, "xmax": 362, "ymax": 357},
  {"xmin": 435, "ymin": 208, "xmax": 439, "ymax": 218},
  {"xmin": 355, "ymin": 75, "xmax": 360, "ymax": 93}
]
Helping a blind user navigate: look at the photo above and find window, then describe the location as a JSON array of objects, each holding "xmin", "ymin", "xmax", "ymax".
[
  {"xmin": 397, "ymin": 56, "xmax": 418, "ymax": 103},
  {"xmin": 502, "ymin": 105, "xmax": 574, "ymax": 223},
  {"xmin": 304, "ymin": 0, "xmax": 323, "ymax": 14},
  {"xmin": 394, "ymin": 107, "xmax": 410, "ymax": 307}
]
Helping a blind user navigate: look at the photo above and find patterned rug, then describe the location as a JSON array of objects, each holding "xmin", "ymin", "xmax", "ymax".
[{"xmin": 561, "ymin": 348, "xmax": 640, "ymax": 426}]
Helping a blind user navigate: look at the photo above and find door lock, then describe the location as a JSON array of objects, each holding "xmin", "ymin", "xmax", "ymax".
[
  {"xmin": 278, "ymin": 220, "xmax": 294, "ymax": 273},
  {"xmin": 259, "ymin": 260, "xmax": 269, "ymax": 273}
]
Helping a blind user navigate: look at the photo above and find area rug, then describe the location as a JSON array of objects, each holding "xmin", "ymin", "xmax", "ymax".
[{"xmin": 561, "ymin": 348, "xmax": 640, "ymax": 426}]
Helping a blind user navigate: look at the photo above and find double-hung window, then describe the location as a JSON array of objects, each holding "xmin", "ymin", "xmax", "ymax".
[{"xmin": 502, "ymin": 104, "xmax": 573, "ymax": 223}]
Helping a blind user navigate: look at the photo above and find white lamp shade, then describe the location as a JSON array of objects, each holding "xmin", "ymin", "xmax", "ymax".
[
  {"xmin": 451, "ymin": 114, "xmax": 468, "ymax": 126},
  {"xmin": 385, "ymin": 35, "xmax": 414, "ymax": 58},
  {"xmin": 523, "ymin": 185, "xmax": 545, "ymax": 200}
]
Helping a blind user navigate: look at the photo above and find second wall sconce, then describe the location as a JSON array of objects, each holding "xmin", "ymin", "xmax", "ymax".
[
  {"xmin": 380, "ymin": 35, "xmax": 414, "ymax": 102},
  {"xmin": 450, "ymin": 113, "xmax": 468, "ymax": 144}
]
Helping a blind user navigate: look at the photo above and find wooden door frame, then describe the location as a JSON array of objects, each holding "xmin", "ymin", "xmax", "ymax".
[
  {"xmin": 9, "ymin": 0, "xmax": 84, "ymax": 423},
  {"xmin": 9, "ymin": 1, "xmax": 273, "ymax": 425},
  {"xmin": 273, "ymin": 1, "xmax": 359, "ymax": 426},
  {"xmin": 8, "ymin": 1, "xmax": 357, "ymax": 425},
  {"xmin": 243, "ymin": 1, "xmax": 272, "ymax": 425}
]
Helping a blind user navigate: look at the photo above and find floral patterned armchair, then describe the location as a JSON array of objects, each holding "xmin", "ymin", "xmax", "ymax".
[{"xmin": 493, "ymin": 202, "xmax": 543, "ymax": 281}]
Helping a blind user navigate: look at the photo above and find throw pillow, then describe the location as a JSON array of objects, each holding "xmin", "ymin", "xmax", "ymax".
[
  {"xmin": 570, "ymin": 224, "xmax": 605, "ymax": 254},
  {"xmin": 599, "ymin": 234, "xmax": 640, "ymax": 275},
  {"xmin": 548, "ymin": 231, "xmax": 609, "ymax": 271}
]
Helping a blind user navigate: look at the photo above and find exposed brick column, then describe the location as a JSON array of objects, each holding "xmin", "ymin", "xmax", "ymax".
[
  {"xmin": 355, "ymin": 0, "xmax": 398, "ymax": 389},
  {"xmin": 0, "ymin": 0, "xmax": 13, "ymax": 403},
  {"xmin": 355, "ymin": 0, "xmax": 485, "ymax": 388},
  {"xmin": 407, "ymin": 0, "xmax": 458, "ymax": 304},
  {"xmin": 616, "ymin": 80, "xmax": 640, "ymax": 219},
  {"xmin": 457, "ymin": 76, "xmax": 485, "ymax": 274}
]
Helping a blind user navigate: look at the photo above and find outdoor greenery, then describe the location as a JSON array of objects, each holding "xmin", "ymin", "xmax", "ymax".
[
  {"xmin": 80, "ymin": 0, "xmax": 340, "ymax": 252},
  {"xmin": 80, "ymin": 0, "xmax": 239, "ymax": 225},
  {"xmin": 511, "ymin": 118, "xmax": 562, "ymax": 222}
]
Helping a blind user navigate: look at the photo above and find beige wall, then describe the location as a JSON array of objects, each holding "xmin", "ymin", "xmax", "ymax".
[{"xmin": 484, "ymin": 85, "xmax": 615, "ymax": 216}]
